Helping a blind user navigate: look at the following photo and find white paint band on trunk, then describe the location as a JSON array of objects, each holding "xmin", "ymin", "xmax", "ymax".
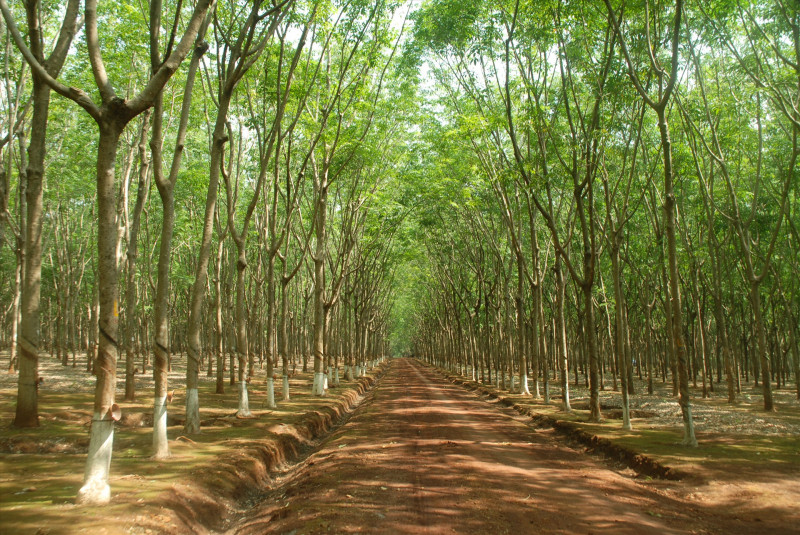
[{"xmin": 77, "ymin": 413, "xmax": 114, "ymax": 504}]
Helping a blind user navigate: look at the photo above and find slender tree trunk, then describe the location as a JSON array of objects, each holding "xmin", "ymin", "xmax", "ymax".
[
  {"xmin": 9, "ymin": 239, "xmax": 22, "ymax": 373},
  {"xmin": 583, "ymin": 283, "xmax": 601, "ymax": 421},
  {"xmin": 13, "ymin": 78, "xmax": 46, "ymax": 427},
  {"xmin": 750, "ymin": 282, "xmax": 774, "ymax": 411},
  {"xmin": 235, "ymin": 247, "xmax": 252, "ymax": 417},
  {"xmin": 707, "ymin": 214, "xmax": 736, "ymax": 403},
  {"xmin": 658, "ymin": 108, "xmax": 697, "ymax": 446},
  {"xmin": 215, "ymin": 239, "xmax": 225, "ymax": 394},
  {"xmin": 185, "ymin": 97, "xmax": 231, "ymax": 431},
  {"xmin": 516, "ymin": 262, "xmax": 530, "ymax": 395},
  {"xmin": 12, "ymin": 0, "xmax": 81, "ymax": 426},
  {"xmin": 312, "ymin": 182, "xmax": 327, "ymax": 396},
  {"xmin": 280, "ymin": 279, "xmax": 291, "ymax": 400},
  {"xmin": 265, "ymin": 253, "xmax": 277, "ymax": 408},
  {"xmin": 151, "ymin": 110, "xmax": 175, "ymax": 456},
  {"xmin": 555, "ymin": 256, "xmax": 571, "ymax": 412},
  {"xmin": 611, "ymin": 245, "xmax": 631, "ymax": 429},
  {"xmin": 151, "ymin": 34, "xmax": 207, "ymax": 439}
]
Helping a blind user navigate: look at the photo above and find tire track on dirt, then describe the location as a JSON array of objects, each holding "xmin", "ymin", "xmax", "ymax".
[{"xmin": 228, "ymin": 358, "xmax": 714, "ymax": 534}]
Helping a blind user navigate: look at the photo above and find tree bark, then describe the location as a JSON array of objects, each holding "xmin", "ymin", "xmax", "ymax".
[
  {"xmin": 312, "ymin": 178, "xmax": 328, "ymax": 396},
  {"xmin": 658, "ymin": 108, "xmax": 697, "ymax": 446},
  {"xmin": 78, "ymin": 120, "xmax": 126, "ymax": 504}
]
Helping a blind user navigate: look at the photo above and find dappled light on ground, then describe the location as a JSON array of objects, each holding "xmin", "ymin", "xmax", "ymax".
[{"xmin": 232, "ymin": 359, "xmax": 703, "ymax": 534}]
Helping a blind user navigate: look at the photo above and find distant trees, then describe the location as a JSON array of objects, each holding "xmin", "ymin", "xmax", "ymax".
[{"xmin": 408, "ymin": 0, "xmax": 800, "ymax": 443}]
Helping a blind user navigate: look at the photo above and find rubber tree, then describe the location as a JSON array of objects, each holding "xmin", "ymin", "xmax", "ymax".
[
  {"xmin": 503, "ymin": 0, "xmax": 616, "ymax": 421},
  {"xmin": 148, "ymin": 9, "xmax": 211, "ymax": 456},
  {"xmin": 224, "ymin": 11, "xmax": 306, "ymax": 416},
  {"xmin": 0, "ymin": 63, "xmax": 31, "ymax": 376},
  {"xmin": 694, "ymin": 1, "xmax": 800, "ymax": 411},
  {"xmin": 255, "ymin": 14, "xmax": 317, "ymax": 408},
  {"xmin": 123, "ymin": 113, "xmax": 152, "ymax": 402},
  {"xmin": 3, "ymin": 0, "xmax": 80, "ymax": 428},
  {"xmin": 184, "ymin": 0, "xmax": 292, "ymax": 431},
  {"xmin": 605, "ymin": 0, "xmax": 697, "ymax": 446},
  {"xmin": 1, "ymin": 0, "xmax": 214, "ymax": 502},
  {"xmin": 307, "ymin": 0, "xmax": 398, "ymax": 395},
  {"xmin": 600, "ymin": 100, "xmax": 647, "ymax": 430}
]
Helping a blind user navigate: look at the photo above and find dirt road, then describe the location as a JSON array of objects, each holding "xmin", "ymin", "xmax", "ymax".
[{"xmin": 227, "ymin": 359, "xmax": 732, "ymax": 534}]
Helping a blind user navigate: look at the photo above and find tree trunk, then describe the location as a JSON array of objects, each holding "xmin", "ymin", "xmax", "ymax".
[
  {"xmin": 13, "ymin": 76, "xmax": 48, "ymax": 428},
  {"xmin": 312, "ymin": 182, "xmax": 328, "ymax": 396},
  {"xmin": 185, "ymin": 96, "xmax": 231, "ymax": 431},
  {"xmin": 611, "ymin": 244, "xmax": 631, "ymax": 430},
  {"xmin": 583, "ymin": 282, "xmax": 601, "ymax": 422},
  {"xmin": 78, "ymin": 121, "xmax": 125, "ymax": 504},
  {"xmin": 215, "ymin": 239, "xmax": 226, "ymax": 394},
  {"xmin": 658, "ymin": 108, "xmax": 697, "ymax": 447},
  {"xmin": 265, "ymin": 252, "xmax": 277, "ymax": 408},
  {"xmin": 750, "ymin": 282, "xmax": 774, "ymax": 411},
  {"xmin": 555, "ymin": 256, "xmax": 571, "ymax": 411},
  {"xmin": 280, "ymin": 279, "xmax": 291, "ymax": 400},
  {"xmin": 235, "ymin": 248, "xmax": 252, "ymax": 417}
]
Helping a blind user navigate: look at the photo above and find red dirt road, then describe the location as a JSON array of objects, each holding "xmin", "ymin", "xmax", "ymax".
[{"xmin": 227, "ymin": 359, "xmax": 743, "ymax": 534}]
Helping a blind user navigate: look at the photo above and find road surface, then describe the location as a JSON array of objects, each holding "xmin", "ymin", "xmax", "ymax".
[{"xmin": 228, "ymin": 358, "xmax": 707, "ymax": 534}]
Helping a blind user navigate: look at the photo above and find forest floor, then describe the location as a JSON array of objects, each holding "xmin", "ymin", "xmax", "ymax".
[
  {"xmin": 0, "ymin": 352, "xmax": 387, "ymax": 534},
  {"xmin": 0, "ymin": 354, "xmax": 798, "ymax": 533},
  {"xmin": 437, "ymin": 364, "xmax": 800, "ymax": 533}
]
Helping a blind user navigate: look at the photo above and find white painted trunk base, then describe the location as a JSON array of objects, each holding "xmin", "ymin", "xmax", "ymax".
[
  {"xmin": 266, "ymin": 378, "xmax": 276, "ymax": 409},
  {"xmin": 334, "ymin": 367, "xmax": 340, "ymax": 385},
  {"xmin": 510, "ymin": 375, "xmax": 517, "ymax": 393},
  {"xmin": 77, "ymin": 414, "xmax": 114, "ymax": 504},
  {"xmin": 185, "ymin": 388, "xmax": 200, "ymax": 434},
  {"xmin": 153, "ymin": 395, "xmax": 170, "ymax": 459},
  {"xmin": 282, "ymin": 375, "xmax": 290, "ymax": 401},
  {"xmin": 312, "ymin": 372, "xmax": 326, "ymax": 396},
  {"xmin": 237, "ymin": 382, "xmax": 252, "ymax": 417},
  {"xmin": 622, "ymin": 403, "xmax": 632, "ymax": 430},
  {"xmin": 326, "ymin": 367, "xmax": 333, "ymax": 387},
  {"xmin": 520, "ymin": 374, "xmax": 531, "ymax": 396}
]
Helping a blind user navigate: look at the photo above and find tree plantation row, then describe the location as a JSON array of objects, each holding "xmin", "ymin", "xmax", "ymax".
[
  {"xmin": 0, "ymin": 0, "xmax": 799, "ymax": 511},
  {"xmin": 402, "ymin": 0, "xmax": 800, "ymax": 447},
  {"xmin": 0, "ymin": 0, "xmax": 410, "ymax": 505}
]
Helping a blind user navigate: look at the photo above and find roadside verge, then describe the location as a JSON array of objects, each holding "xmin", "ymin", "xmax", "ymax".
[{"xmin": 137, "ymin": 365, "xmax": 389, "ymax": 534}]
